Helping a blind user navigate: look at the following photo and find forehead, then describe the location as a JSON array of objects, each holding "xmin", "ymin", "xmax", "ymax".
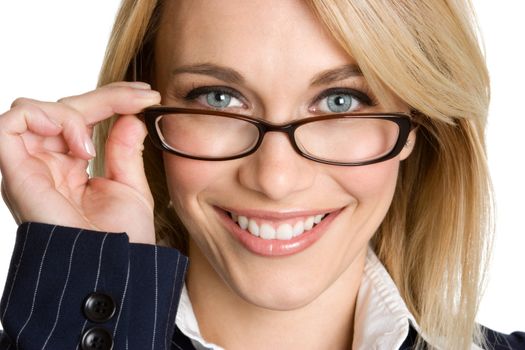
[{"xmin": 155, "ymin": 0, "xmax": 354, "ymax": 76}]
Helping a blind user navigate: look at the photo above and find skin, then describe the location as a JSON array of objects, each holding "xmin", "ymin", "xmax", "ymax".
[{"xmin": 154, "ymin": 0, "xmax": 416, "ymax": 349}]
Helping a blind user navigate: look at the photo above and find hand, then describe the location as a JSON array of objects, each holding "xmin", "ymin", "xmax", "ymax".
[{"xmin": 0, "ymin": 82, "xmax": 161, "ymax": 244}]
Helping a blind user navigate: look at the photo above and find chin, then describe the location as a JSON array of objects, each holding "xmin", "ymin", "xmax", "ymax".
[
  {"xmin": 233, "ymin": 277, "xmax": 326, "ymax": 311},
  {"xmin": 220, "ymin": 250, "xmax": 344, "ymax": 312}
]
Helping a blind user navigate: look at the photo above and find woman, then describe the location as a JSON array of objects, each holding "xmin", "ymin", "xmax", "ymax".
[{"xmin": 0, "ymin": 0, "xmax": 523, "ymax": 349}]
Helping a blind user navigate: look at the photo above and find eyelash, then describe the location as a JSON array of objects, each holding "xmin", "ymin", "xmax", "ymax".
[{"xmin": 182, "ymin": 84, "xmax": 378, "ymax": 111}]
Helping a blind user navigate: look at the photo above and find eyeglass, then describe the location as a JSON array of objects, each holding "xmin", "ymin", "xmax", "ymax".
[{"xmin": 142, "ymin": 107, "xmax": 414, "ymax": 166}]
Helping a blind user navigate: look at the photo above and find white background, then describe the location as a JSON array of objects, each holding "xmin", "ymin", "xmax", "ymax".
[{"xmin": 0, "ymin": 1, "xmax": 523, "ymax": 333}]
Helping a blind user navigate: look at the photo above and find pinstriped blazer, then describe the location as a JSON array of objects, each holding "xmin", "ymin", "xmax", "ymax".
[{"xmin": 0, "ymin": 223, "xmax": 523, "ymax": 349}]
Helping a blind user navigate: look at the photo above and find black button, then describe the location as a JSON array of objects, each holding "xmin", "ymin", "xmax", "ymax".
[
  {"xmin": 83, "ymin": 292, "xmax": 116, "ymax": 323},
  {"xmin": 80, "ymin": 327, "xmax": 113, "ymax": 350}
]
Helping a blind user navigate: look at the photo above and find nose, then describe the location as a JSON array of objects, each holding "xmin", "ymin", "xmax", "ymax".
[{"xmin": 238, "ymin": 131, "xmax": 315, "ymax": 201}]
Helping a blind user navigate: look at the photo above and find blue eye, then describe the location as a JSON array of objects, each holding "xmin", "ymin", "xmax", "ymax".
[
  {"xmin": 206, "ymin": 92, "xmax": 232, "ymax": 108},
  {"xmin": 326, "ymin": 94, "xmax": 354, "ymax": 113}
]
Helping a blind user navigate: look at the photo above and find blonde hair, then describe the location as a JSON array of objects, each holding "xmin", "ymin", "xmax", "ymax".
[{"xmin": 94, "ymin": 1, "xmax": 493, "ymax": 349}]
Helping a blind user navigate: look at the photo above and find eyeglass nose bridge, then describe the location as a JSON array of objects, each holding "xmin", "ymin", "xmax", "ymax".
[{"xmin": 250, "ymin": 121, "xmax": 304, "ymax": 157}]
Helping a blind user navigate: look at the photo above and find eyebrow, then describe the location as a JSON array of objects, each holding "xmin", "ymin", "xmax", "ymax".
[
  {"xmin": 171, "ymin": 63, "xmax": 362, "ymax": 86},
  {"xmin": 310, "ymin": 64, "xmax": 363, "ymax": 86},
  {"xmin": 172, "ymin": 63, "xmax": 244, "ymax": 84}
]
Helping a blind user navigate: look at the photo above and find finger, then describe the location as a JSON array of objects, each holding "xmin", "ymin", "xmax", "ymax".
[
  {"xmin": 0, "ymin": 103, "xmax": 63, "ymax": 172},
  {"xmin": 15, "ymin": 132, "xmax": 69, "ymax": 155},
  {"xmin": 9, "ymin": 98, "xmax": 96, "ymax": 159},
  {"xmin": 41, "ymin": 134, "xmax": 69, "ymax": 154},
  {"xmin": 5, "ymin": 82, "xmax": 160, "ymax": 166},
  {"xmin": 104, "ymin": 115, "xmax": 153, "ymax": 204},
  {"xmin": 58, "ymin": 81, "xmax": 161, "ymax": 125},
  {"xmin": 2, "ymin": 101, "xmax": 63, "ymax": 136},
  {"xmin": 106, "ymin": 81, "xmax": 152, "ymax": 89}
]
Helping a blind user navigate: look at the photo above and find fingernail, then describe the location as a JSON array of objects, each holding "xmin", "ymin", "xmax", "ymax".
[
  {"xmin": 84, "ymin": 137, "xmax": 96, "ymax": 157},
  {"xmin": 128, "ymin": 81, "xmax": 151, "ymax": 90}
]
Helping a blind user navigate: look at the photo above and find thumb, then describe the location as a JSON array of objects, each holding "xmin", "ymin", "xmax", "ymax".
[{"xmin": 104, "ymin": 115, "xmax": 153, "ymax": 204}]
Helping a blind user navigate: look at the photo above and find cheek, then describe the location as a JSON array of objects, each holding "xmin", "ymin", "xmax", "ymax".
[
  {"xmin": 316, "ymin": 160, "xmax": 400, "ymax": 283},
  {"xmin": 163, "ymin": 156, "xmax": 223, "ymax": 246},
  {"xmin": 332, "ymin": 159, "xmax": 400, "ymax": 224},
  {"xmin": 163, "ymin": 156, "xmax": 219, "ymax": 202},
  {"xmin": 163, "ymin": 155, "xmax": 237, "ymax": 237},
  {"xmin": 341, "ymin": 161, "xmax": 399, "ymax": 199}
]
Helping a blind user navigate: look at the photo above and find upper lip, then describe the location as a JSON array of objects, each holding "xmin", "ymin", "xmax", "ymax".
[{"xmin": 218, "ymin": 206, "xmax": 342, "ymax": 220}]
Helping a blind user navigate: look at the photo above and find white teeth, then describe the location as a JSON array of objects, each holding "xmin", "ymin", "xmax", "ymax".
[
  {"xmin": 229, "ymin": 211, "xmax": 328, "ymax": 240},
  {"xmin": 276, "ymin": 224, "xmax": 293, "ymax": 240},
  {"xmin": 260, "ymin": 224, "xmax": 276, "ymax": 240},
  {"xmin": 304, "ymin": 216, "xmax": 315, "ymax": 230},
  {"xmin": 293, "ymin": 221, "xmax": 304, "ymax": 237},
  {"xmin": 248, "ymin": 219, "xmax": 259, "ymax": 237},
  {"xmin": 238, "ymin": 216, "xmax": 249, "ymax": 230}
]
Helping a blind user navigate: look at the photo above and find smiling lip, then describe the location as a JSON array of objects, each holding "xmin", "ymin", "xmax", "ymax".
[{"xmin": 215, "ymin": 207, "xmax": 342, "ymax": 257}]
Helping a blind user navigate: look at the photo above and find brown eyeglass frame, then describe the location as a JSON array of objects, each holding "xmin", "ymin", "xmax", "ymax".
[{"xmin": 141, "ymin": 106, "xmax": 414, "ymax": 166}]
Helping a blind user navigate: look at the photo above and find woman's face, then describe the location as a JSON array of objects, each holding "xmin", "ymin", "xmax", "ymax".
[{"xmin": 155, "ymin": 0, "xmax": 415, "ymax": 310}]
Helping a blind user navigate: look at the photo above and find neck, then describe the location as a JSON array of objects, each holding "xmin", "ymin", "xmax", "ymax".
[{"xmin": 186, "ymin": 241, "xmax": 366, "ymax": 350}]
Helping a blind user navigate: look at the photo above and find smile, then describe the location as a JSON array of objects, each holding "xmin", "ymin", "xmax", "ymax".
[
  {"xmin": 217, "ymin": 207, "xmax": 342, "ymax": 256},
  {"xmin": 228, "ymin": 211, "xmax": 328, "ymax": 240}
]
